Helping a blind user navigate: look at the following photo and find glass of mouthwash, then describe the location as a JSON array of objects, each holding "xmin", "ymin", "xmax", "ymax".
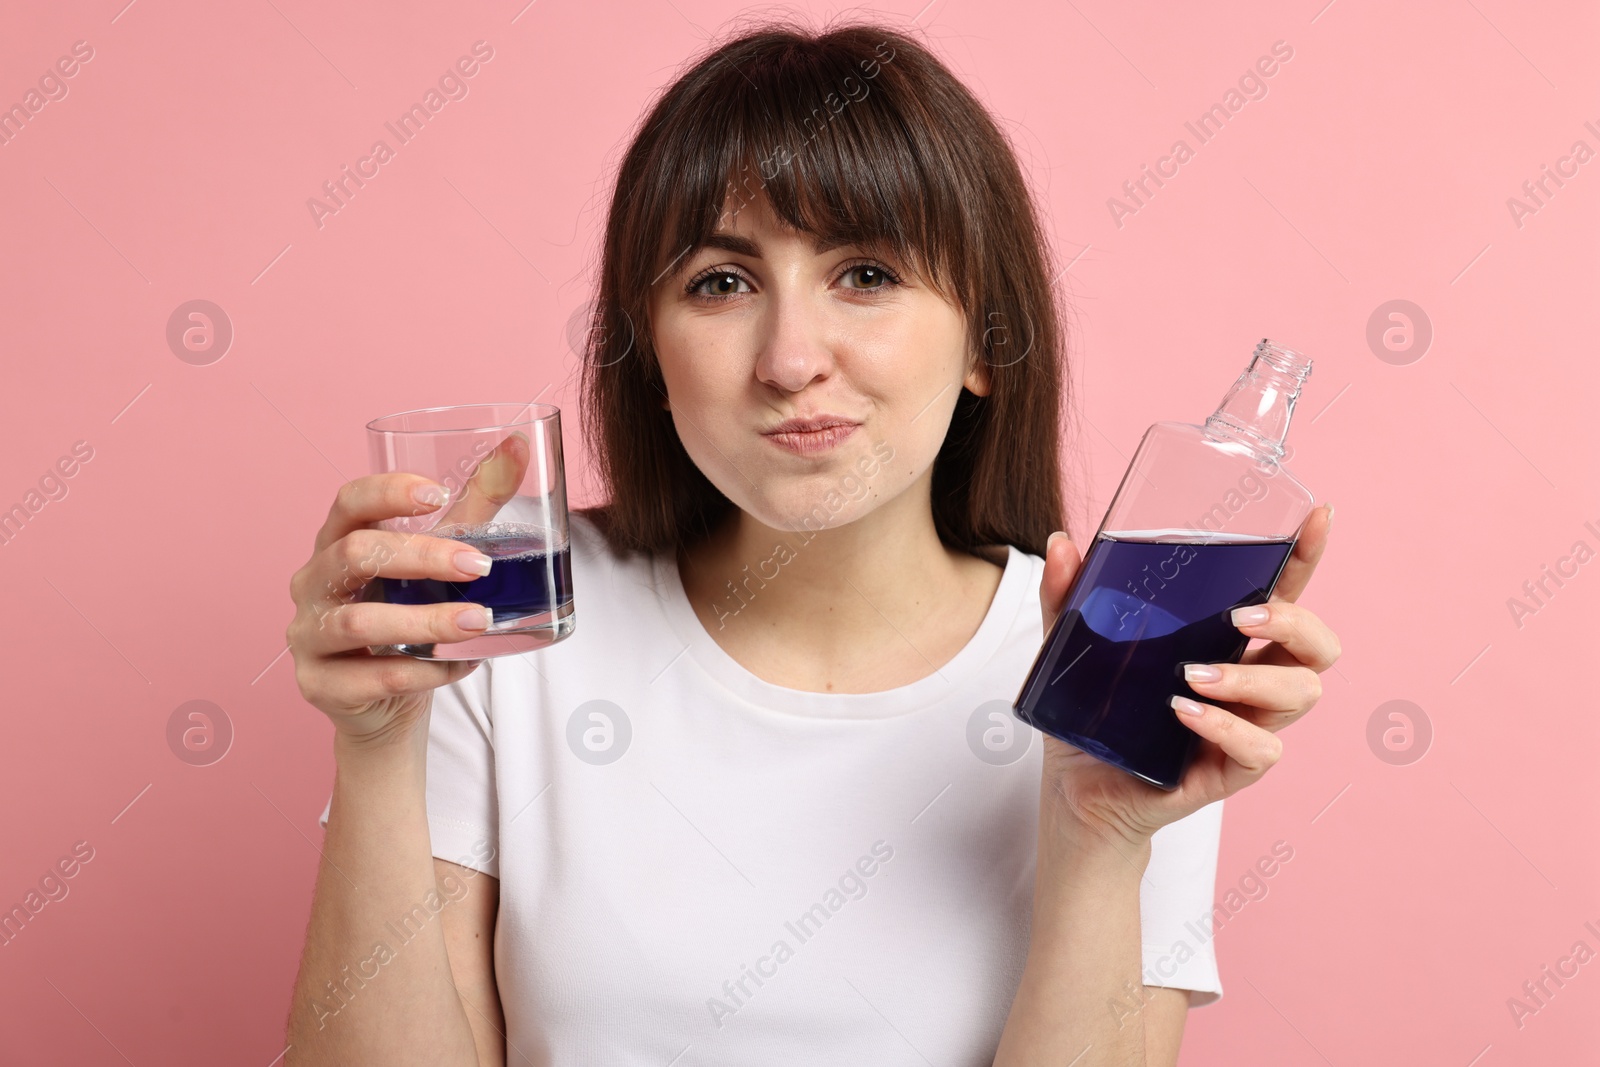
[{"xmin": 363, "ymin": 402, "xmax": 575, "ymax": 660}]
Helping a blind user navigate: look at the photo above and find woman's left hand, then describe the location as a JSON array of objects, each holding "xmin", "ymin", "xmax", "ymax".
[{"xmin": 1037, "ymin": 504, "xmax": 1341, "ymax": 848}]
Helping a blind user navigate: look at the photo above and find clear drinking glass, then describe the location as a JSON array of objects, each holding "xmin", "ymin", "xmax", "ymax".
[{"xmin": 362, "ymin": 402, "xmax": 575, "ymax": 659}]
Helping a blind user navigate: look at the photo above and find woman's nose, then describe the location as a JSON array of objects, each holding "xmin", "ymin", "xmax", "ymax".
[{"xmin": 752, "ymin": 288, "xmax": 838, "ymax": 394}]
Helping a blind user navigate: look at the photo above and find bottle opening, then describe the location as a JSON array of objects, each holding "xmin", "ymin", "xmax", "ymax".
[
  {"xmin": 1203, "ymin": 339, "xmax": 1314, "ymax": 461},
  {"xmin": 1254, "ymin": 339, "xmax": 1313, "ymax": 379}
]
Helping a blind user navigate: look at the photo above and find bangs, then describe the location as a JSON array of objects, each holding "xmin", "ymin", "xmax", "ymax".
[{"xmin": 641, "ymin": 35, "xmax": 965, "ymax": 303}]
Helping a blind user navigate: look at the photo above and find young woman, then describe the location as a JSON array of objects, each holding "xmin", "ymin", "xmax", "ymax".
[{"xmin": 283, "ymin": 20, "xmax": 1339, "ymax": 1066}]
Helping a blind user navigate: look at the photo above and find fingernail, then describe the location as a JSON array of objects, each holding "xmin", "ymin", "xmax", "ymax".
[
  {"xmin": 456, "ymin": 606, "xmax": 492, "ymax": 631},
  {"xmin": 1047, "ymin": 531, "xmax": 1068, "ymax": 553},
  {"xmin": 1184, "ymin": 663, "xmax": 1221, "ymax": 683},
  {"xmin": 1325, "ymin": 502, "xmax": 1335, "ymax": 532},
  {"xmin": 455, "ymin": 551, "xmax": 493, "ymax": 577},
  {"xmin": 413, "ymin": 483, "xmax": 449, "ymax": 508},
  {"xmin": 1171, "ymin": 695, "xmax": 1205, "ymax": 717},
  {"xmin": 1232, "ymin": 605, "xmax": 1270, "ymax": 626}
]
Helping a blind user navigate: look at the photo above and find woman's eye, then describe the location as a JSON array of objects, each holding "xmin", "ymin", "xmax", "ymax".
[
  {"xmin": 841, "ymin": 264, "xmax": 895, "ymax": 290},
  {"xmin": 689, "ymin": 271, "xmax": 752, "ymax": 298},
  {"xmin": 686, "ymin": 262, "xmax": 899, "ymax": 300}
]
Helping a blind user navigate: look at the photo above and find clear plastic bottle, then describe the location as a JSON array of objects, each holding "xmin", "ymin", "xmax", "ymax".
[{"xmin": 1013, "ymin": 340, "xmax": 1315, "ymax": 789}]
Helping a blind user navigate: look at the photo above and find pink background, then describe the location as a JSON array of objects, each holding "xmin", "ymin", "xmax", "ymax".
[{"xmin": 2, "ymin": 0, "xmax": 1596, "ymax": 1063}]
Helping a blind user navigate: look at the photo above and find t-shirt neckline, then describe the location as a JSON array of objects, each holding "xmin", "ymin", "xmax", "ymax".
[{"xmin": 650, "ymin": 541, "xmax": 1033, "ymax": 719}]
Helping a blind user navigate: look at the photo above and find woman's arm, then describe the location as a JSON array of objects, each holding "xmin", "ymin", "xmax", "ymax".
[
  {"xmin": 1142, "ymin": 988, "xmax": 1191, "ymax": 1066},
  {"xmin": 993, "ymin": 801, "xmax": 1193, "ymax": 1065},
  {"xmin": 437, "ymin": 856, "xmax": 506, "ymax": 1066},
  {"xmin": 992, "ymin": 797, "xmax": 1155, "ymax": 1066},
  {"xmin": 284, "ymin": 727, "xmax": 488, "ymax": 1065},
  {"xmin": 279, "ymin": 472, "xmax": 511, "ymax": 1064}
]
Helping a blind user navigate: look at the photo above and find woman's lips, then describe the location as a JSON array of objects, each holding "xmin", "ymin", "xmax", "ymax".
[{"xmin": 761, "ymin": 420, "xmax": 860, "ymax": 455}]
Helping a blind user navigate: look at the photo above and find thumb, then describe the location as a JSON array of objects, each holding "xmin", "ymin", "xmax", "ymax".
[
  {"xmin": 434, "ymin": 431, "xmax": 532, "ymax": 530},
  {"xmin": 1040, "ymin": 531, "xmax": 1083, "ymax": 633},
  {"xmin": 472, "ymin": 430, "xmax": 530, "ymax": 507}
]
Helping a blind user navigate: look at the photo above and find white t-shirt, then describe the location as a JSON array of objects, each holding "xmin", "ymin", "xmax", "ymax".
[{"xmin": 320, "ymin": 512, "xmax": 1224, "ymax": 1064}]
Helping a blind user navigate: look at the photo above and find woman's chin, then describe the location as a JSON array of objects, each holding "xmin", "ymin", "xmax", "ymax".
[{"xmin": 734, "ymin": 492, "xmax": 880, "ymax": 536}]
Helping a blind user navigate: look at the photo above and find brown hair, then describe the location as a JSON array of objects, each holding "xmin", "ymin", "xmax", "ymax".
[{"xmin": 578, "ymin": 16, "xmax": 1068, "ymax": 558}]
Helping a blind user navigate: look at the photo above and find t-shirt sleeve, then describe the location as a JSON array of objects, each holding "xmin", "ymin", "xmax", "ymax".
[
  {"xmin": 315, "ymin": 669, "xmax": 500, "ymax": 879},
  {"xmin": 422, "ymin": 668, "xmax": 500, "ymax": 877},
  {"xmin": 1137, "ymin": 799, "xmax": 1225, "ymax": 1006}
]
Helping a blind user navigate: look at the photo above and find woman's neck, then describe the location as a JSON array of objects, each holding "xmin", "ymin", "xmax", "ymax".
[{"xmin": 676, "ymin": 477, "xmax": 1006, "ymax": 693}]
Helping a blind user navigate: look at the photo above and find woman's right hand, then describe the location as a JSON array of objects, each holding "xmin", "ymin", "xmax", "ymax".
[{"xmin": 285, "ymin": 473, "xmax": 496, "ymax": 747}]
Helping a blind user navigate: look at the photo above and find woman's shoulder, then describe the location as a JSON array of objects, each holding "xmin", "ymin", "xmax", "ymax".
[
  {"xmin": 983, "ymin": 541, "xmax": 1045, "ymax": 602},
  {"xmin": 964, "ymin": 541, "xmax": 1047, "ymax": 660},
  {"xmin": 570, "ymin": 505, "xmax": 639, "ymax": 558},
  {"xmin": 567, "ymin": 505, "xmax": 665, "ymax": 594}
]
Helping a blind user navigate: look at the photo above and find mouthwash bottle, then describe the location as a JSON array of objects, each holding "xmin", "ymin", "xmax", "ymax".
[{"xmin": 1013, "ymin": 340, "xmax": 1315, "ymax": 790}]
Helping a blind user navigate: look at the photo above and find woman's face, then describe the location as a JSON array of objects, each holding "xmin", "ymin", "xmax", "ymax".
[{"xmin": 647, "ymin": 194, "xmax": 987, "ymax": 533}]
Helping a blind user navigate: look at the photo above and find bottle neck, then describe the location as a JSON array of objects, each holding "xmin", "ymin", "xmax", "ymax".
[{"xmin": 1203, "ymin": 340, "xmax": 1313, "ymax": 460}]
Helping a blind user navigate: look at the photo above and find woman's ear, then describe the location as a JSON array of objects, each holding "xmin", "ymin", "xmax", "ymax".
[{"xmin": 963, "ymin": 357, "xmax": 992, "ymax": 397}]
